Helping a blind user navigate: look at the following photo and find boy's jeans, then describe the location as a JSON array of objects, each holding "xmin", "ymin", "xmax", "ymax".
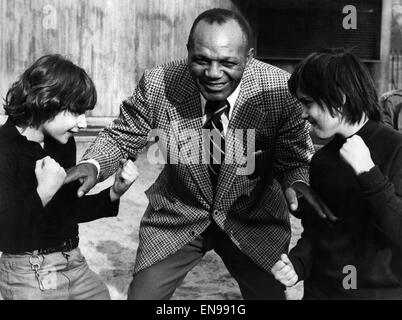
[{"xmin": 0, "ymin": 248, "xmax": 110, "ymax": 300}]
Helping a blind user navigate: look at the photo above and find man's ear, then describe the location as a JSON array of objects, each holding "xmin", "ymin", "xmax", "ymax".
[{"xmin": 246, "ymin": 48, "xmax": 254, "ymax": 63}]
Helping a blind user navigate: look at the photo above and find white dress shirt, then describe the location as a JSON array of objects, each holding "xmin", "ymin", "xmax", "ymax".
[{"xmin": 200, "ymin": 83, "xmax": 241, "ymax": 136}]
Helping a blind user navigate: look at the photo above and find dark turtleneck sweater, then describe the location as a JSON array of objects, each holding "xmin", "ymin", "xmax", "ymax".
[
  {"xmin": 290, "ymin": 120, "xmax": 402, "ymax": 299},
  {"xmin": 0, "ymin": 118, "xmax": 119, "ymax": 253}
]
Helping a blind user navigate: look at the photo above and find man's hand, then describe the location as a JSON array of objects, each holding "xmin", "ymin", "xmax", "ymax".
[
  {"xmin": 271, "ymin": 254, "xmax": 298, "ymax": 287},
  {"xmin": 285, "ymin": 181, "xmax": 338, "ymax": 221},
  {"xmin": 110, "ymin": 159, "xmax": 139, "ymax": 201},
  {"xmin": 64, "ymin": 163, "xmax": 98, "ymax": 198},
  {"xmin": 35, "ymin": 156, "xmax": 66, "ymax": 206},
  {"xmin": 340, "ymin": 135, "xmax": 375, "ymax": 175}
]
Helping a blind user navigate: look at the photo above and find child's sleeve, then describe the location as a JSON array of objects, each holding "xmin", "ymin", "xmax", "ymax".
[
  {"xmin": 0, "ymin": 153, "xmax": 45, "ymax": 243},
  {"xmin": 74, "ymin": 185, "xmax": 120, "ymax": 223},
  {"xmin": 356, "ymin": 146, "xmax": 402, "ymax": 247},
  {"xmin": 288, "ymin": 203, "xmax": 317, "ymax": 281},
  {"xmin": 57, "ymin": 137, "xmax": 120, "ymax": 224}
]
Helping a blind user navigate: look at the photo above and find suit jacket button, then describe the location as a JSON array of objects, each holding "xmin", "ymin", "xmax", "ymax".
[
  {"xmin": 213, "ymin": 210, "xmax": 220, "ymax": 215},
  {"xmin": 190, "ymin": 231, "xmax": 196, "ymax": 237}
]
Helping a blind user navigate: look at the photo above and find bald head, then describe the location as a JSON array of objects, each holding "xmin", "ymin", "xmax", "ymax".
[
  {"xmin": 191, "ymin": 19, "xmax": 248, "ymax": 55},
  {"xmin": 187, "ymin": 8, "xmax": 252, "ymax": 51}
]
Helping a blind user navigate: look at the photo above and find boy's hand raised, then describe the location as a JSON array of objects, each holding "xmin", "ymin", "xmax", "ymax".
[
  {"xmin": 110, "ymin": 159, "xmax": 139, "ymax": 201},
  {"xmin": 340, "ymin": 135, "xmax": 375, "ymax": 175},
  {"xmin": 35, "ymin": 156, "xmax": 66, "ymax": 206},
  {"xmin": 271, "ymin": 254, "xmax": 299, "ymax": 287}
]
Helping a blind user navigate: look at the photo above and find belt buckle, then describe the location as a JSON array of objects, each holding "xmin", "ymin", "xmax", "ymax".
[{"xmin": 29, "ymin": 254, "xmax": 43, "ymax": 271}]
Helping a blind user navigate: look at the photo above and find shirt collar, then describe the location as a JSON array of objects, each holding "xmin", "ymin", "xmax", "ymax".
[{"xmin": 200, "ymin": 82, "xmax": 241, "ymax": 120}]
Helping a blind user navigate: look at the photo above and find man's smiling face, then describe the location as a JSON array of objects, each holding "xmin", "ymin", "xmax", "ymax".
[{"xmin": 187, "ymin": 19, "xmax": 252, "ymax": 102}]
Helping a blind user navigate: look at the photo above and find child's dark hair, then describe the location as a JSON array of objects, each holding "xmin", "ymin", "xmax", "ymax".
[
  {"xmin": 3, "ymin": 54, "xmax": 97, "ymax": 128},
  {"xmin": 288, "ymin": 48, "xmax": 381, "ymax": 124}
]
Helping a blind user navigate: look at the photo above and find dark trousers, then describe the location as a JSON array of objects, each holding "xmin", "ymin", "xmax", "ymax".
[{"xmin": 127, "ymin": 222, "xmax": 285, "ymax": 300}]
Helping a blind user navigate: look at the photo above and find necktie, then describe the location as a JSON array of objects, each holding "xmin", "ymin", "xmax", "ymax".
[{"xmin": 203, "ymin": 100, "xmax": 229, "ymax": 187}]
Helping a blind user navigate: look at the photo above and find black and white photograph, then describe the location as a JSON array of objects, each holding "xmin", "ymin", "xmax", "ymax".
[{"xmin": 0, "ymin": 0, "xmax": 401, "ymax": 305}]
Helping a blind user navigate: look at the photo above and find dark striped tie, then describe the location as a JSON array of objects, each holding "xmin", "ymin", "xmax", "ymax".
[{"xmin": 203, "ymin": 100, "xmax": 229, "ymax": 187}]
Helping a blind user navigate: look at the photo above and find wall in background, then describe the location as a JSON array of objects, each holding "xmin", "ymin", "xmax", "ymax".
[
  {"xmin": 0, "ymin": 0, "xmax": 237, "ymax": 120},
  {"xmin": 0, "ymin": 0, "xmax": 392, "ymax": 122}
]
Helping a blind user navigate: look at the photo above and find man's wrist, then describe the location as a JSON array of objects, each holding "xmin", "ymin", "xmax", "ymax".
[
  {"xmin": 290, "ymin": 181, "xmax": 310, "ymax": 196},
  {"xmin": 80, "ymin": 159, "xmax": 101, "ymax": 179},
  {"xmin": 291, "ymin": 180, "xmax": 310, "ymax": 188}
]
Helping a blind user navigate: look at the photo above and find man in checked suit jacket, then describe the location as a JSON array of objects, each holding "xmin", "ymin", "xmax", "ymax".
[{"xmin": 66, "ymin": 8, "xmax": 319, "ymax": 299}]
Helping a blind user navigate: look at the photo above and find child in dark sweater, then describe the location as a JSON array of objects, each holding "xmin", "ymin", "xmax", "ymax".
[
  {"xmin": 272, "ymin": 48, "xmax": 402, "ymax": 299},
  {"xmin": 0, "ymin": 54, "xmax": 138, "ymax": 299}
]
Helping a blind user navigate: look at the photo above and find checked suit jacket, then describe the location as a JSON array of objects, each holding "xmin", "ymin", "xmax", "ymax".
[{"xmin": 83, "ymin": 58, "xmax": 314, "ymax": 274}]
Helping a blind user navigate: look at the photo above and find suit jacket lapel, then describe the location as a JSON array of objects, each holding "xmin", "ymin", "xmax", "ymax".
[
  {"xmin": 215, "ymin": 65, "xmax": 266, "ymax": 205},
  {"xmin": 166, "ymin": 69, "xmax": 214, "ymax": 204}
]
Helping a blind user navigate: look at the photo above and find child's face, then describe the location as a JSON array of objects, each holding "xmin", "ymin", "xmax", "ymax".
[
  {"xmin": 296, "ymin": 89, "xmax": 342, "ymax": 139},
  {"xmin": 42, "ymin": 110, "xmax": 87, "ymax": 144}
]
